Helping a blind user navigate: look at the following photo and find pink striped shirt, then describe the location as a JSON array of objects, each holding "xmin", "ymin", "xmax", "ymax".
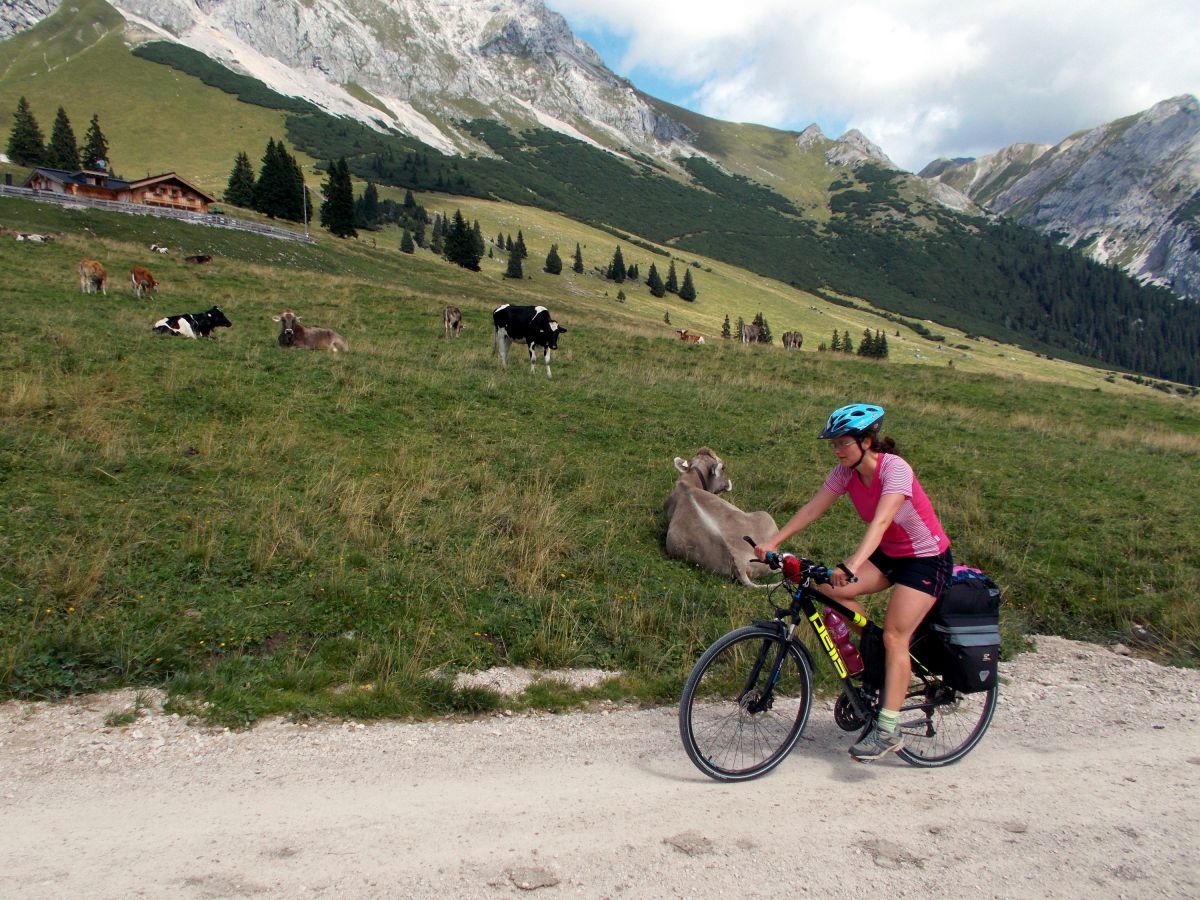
[{"xmin": 822, "ymin": 453, "xmax": 950, "ymax": 558}]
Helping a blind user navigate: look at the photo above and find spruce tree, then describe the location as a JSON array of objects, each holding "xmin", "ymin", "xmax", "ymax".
[
  {"xmin": 414, "ymin": 219, "xmax": 427, "ymax": 248},
  {"xmin": 877, "ymin": 331, "xmax": 889, "ymax": 358},
  {"xmin": 444, "ymin": 209, "xmax": 481, "ymax": 270},
  {"xmin": 355, "ymin": 181, "xmax": 380, "ymax": 230},
  {"xmin": 6, "ymin": 97, "xmax": 45, "ymax": 166},
  {"xmin": 665, "ymin": 260, "xmax": 679, "ymax": 294},
  {"xmin": 572, "ymin": 243, "xmax": 584, "ymax": 274},
  {"xmin": 830, "ymin": 330, "xmax": 842, "ymax": 352},
  {"xmin": 496, "ymin": 232, "xmax": 505, "ymax": 250},
  {"xmin": 253, "ymin": 139, "xmax": 284, "ymax": 218},
  {"xmin": 319, "ymin": 158, "xmax": 357, "ymax": 238},
  {"xmin": 753, "ymin": 312, "xmax": 773, "ymax": 344},
  {"xmin": 664, "ymin": 310, "xmax": 671, "ymax": 324},
  {"xmin": 506, "ymin": 233, "xmax": 514, "ymax": 252},
  {"xmin": 430, "ymin": 226, "xmax": 444, "ymax": 256},
  {"xmin": 46, "ymin": 107, "xmax": 79, "ymax": 170},
  {"xmin": 858, "ymin": 329, "xmax": 875, "ymax": 357},
  {"xmin": 544, "ymin": 243, "xmax": 562, "ymax": 275},
  {"xmin": 842, "ymin": 330, "xmax": 853, "ymax": 354},
  {"xmin": 504, "ymin": 248, "xmax": 524, "ymax": 279},
  {"xmin": 679, "ymin": 269, "xmax": 697, "ymax": 302},
  {"xmin": 737, "ymin": 316, "xmax": 746, "ymax": 340},
  {"xmin": 400, "ymin": 229, "xmax": 415, "ymax": 254},
  {"xmin": 514, "ymin": 230, "xmax": 528, "ymax": 259},
  {"xmin": 626, "ymin": 263, "xmax": 639, "ymax": 282},
  {"xmin": 722, "ymin": 314, "xmax": 731, "ymax": 340},
  {"xmin": 224, "ymin": 151, "xmax": 256, "ymax": 207},
  {"xmin": 472, "ymin": 220, "xmax": 485, "ymax": 259},
  {"xmin": 645, "ymin": 263, "xmax": 665, "ymax": 298},
  {"xmin": 79, "ymin": 114, "xmax": 109, "ymax": 170},
  {"xmin": 608, "ymin": 246, "xmax": 626, "ymax": 282}
]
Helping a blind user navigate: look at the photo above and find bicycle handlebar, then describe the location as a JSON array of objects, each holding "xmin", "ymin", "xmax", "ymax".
[{"xmin": 742, "ymin": 535, "xmax": 853, "ymax": 586}]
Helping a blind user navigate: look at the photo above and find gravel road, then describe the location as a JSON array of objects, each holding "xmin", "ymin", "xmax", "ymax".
[{"xmin": 1, "ymin": 635, "xmax": 1197, "ymax": 899}]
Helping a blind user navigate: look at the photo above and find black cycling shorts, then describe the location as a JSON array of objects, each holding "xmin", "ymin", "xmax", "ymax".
[{"xmin": 868, "ymin": 548, "xmax": 953, "ymax": 600}]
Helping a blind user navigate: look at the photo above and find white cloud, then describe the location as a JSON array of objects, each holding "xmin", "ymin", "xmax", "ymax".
[{"xmin": 546, "ymin": 0, "xmax": 1200, "ymax": 171}]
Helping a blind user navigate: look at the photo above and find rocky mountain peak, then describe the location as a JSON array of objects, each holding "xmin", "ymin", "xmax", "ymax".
[
  {"xmin": 794, "ymin": 123, "xmax": 826, "ymax": 151},
  {"xmin": 825, "ymin": 128, "xmax": 897, "ymax": 169}
]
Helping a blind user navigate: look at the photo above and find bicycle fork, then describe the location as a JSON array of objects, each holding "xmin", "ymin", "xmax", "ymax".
[{"xmin": 738, "ymin": 628, "xmax": 795, "ymax": 714}]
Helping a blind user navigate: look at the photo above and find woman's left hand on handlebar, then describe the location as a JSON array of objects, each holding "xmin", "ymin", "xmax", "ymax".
[{"xmin": 830, "ymin": 561, "xmax": 859, "ymax": 588}]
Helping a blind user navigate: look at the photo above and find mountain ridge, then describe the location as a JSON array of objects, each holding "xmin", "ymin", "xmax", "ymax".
[{"xmin": 920, "ymin": 95, "xmax": 1200, "ymax": 301}]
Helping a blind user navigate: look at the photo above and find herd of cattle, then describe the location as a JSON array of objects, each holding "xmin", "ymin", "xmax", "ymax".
[
  {"xmin": 74, "ymin": 249, "xmax": 792, "ymax": 384},
  {"xmin": 74, "ymin": 252, "xmax": 568, "ymax": 365}
]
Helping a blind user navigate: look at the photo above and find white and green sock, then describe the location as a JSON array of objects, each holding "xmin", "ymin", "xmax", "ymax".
[{"xmin": 877, "ymin": 708, "xmax": 900, "ymax": 734}]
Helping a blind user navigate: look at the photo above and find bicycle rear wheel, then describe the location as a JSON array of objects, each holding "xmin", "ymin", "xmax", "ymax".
[
  {"xmin": 679, "ymin": 625, "xmax": 813, "ymax": 782},
  {"xmin": 896, "ymin": 676, "xmax": 997, "ymax": 767}
]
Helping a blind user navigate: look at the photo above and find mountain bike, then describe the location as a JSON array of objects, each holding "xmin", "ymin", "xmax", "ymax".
[{"xmin": 678, "ymin": 540, "xmax": 997, "ymax": 781}]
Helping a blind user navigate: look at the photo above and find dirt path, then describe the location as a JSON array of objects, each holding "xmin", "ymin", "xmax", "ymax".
[{"xmin": 1, "ymin": 636, "xmax": 1197, "ymax": 899}]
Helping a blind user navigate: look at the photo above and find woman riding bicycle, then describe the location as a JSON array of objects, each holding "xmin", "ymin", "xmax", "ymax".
[{"xmin": 753, "ymin": 403, "xmax": 953, "ymax": 762}]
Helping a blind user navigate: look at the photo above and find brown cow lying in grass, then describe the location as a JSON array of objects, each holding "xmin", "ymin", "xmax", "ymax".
[
  {"xmin": 78, "ymin": 259, "xmax": 107, "ymax": 295},
  {"xmin": 272, "ymin": 310, "xmax": 348, "ymax": 352},
  {"xmin": 130, "ymin": 265, "xmax": 158, "ymax": 299},
  {"xmin": 664, "ymin": 448, "xmax": 778, "ymax": 587}
]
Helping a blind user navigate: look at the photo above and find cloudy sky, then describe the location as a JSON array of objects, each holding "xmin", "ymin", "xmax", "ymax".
[{"xmin": 544, "ymin": 0, "xmax": 1200, "ymax": 172}]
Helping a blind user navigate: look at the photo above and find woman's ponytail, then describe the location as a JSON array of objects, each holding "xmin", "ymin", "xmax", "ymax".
[{"xmin": 871, "ymin": 435, "xmax": 896, "ymax": 453}]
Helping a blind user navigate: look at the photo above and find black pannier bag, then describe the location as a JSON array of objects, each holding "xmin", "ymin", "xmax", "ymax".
[{"xmin": 926, "ymin": 569, "xmax": 1002, "ymax": 693}]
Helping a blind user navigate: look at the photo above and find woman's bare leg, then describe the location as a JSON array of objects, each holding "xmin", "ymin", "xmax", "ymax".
[{"xmin": 881, "ymin": 584, "xmax": 938, "ymax": 710}]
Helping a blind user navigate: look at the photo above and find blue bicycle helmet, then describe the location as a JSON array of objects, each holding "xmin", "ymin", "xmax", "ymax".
[{"xmin": 819, "ymin": 403, "xmax": 885, "ymax": 439}]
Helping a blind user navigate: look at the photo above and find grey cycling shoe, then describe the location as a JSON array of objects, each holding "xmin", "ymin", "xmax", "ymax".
[{"xmin": 850, "ymin": 722, "xmax": 904, "ymax": 761}]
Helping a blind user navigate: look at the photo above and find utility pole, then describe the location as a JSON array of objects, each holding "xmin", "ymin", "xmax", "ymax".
[{"xmin": 301, "ymin": 177, "xmax": 309, "ymax": 239}]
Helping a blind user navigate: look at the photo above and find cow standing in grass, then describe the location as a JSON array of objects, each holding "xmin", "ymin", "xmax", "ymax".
[
  {"xmin": 443, "ymin": 305, "xmax": 463, "ymax": 338},
  {"xmin": 78, "ymin": 259, "xmax": 107, "ymax": 295},
  {"xmin": 741, "ymin": 323, "xmax": 765, "ymax": 344},
  {"xmin": 272, "ymin": 310, "xmax": 348, "ymax": 352},
  {"xmin": 665, "ymin": 448, "xmax": 777, "ymax": 588},
  {"xmin": 130, "ymin": 266, "xmax": 158, "ymax": 299},
  {"xmin": 493, "ymin": 304, "xmax": 566, "ymax": 377},
  {"xmin": 782, "ymin": 331, "xmax": 803, "ymax": 350}
]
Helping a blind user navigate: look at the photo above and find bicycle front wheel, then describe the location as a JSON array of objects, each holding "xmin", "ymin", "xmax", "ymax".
[
  {"xmin": 896, "ymin": 678, "xmax": 997, "ymax": 767},
  {"xmin": 679, "ymin": 626, "xmax": 813, "ymax": 782}
]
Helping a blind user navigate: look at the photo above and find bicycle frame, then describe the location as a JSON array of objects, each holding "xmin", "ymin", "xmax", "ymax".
[{"xmin": 755, "ymin": 571, "xmax": 939, "ymax": 728}]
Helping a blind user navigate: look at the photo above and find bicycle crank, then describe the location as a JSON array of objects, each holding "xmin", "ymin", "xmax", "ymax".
[{"xmin": 833, "ymin": 692, "xmax": 866, "ymax": 731}]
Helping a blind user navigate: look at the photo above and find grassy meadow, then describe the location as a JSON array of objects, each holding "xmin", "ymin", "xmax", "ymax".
[{"xmin": 1, "ymin": 194, "xmax": 1197, "ymax": 726}]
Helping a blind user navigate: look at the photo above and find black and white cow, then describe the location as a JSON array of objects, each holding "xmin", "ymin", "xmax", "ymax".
[
  {"xmin": 153, "ymin": 305, "xmax": 233, "ymax": 339},
  {"xmin": 492, "ymin": 304, "xmax": 566, "ymax": 377}
]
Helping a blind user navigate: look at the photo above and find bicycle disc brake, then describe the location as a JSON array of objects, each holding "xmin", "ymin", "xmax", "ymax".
[{"xmin": 739, "ymin": 690, "xmax": 774, "ymax": 714}]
